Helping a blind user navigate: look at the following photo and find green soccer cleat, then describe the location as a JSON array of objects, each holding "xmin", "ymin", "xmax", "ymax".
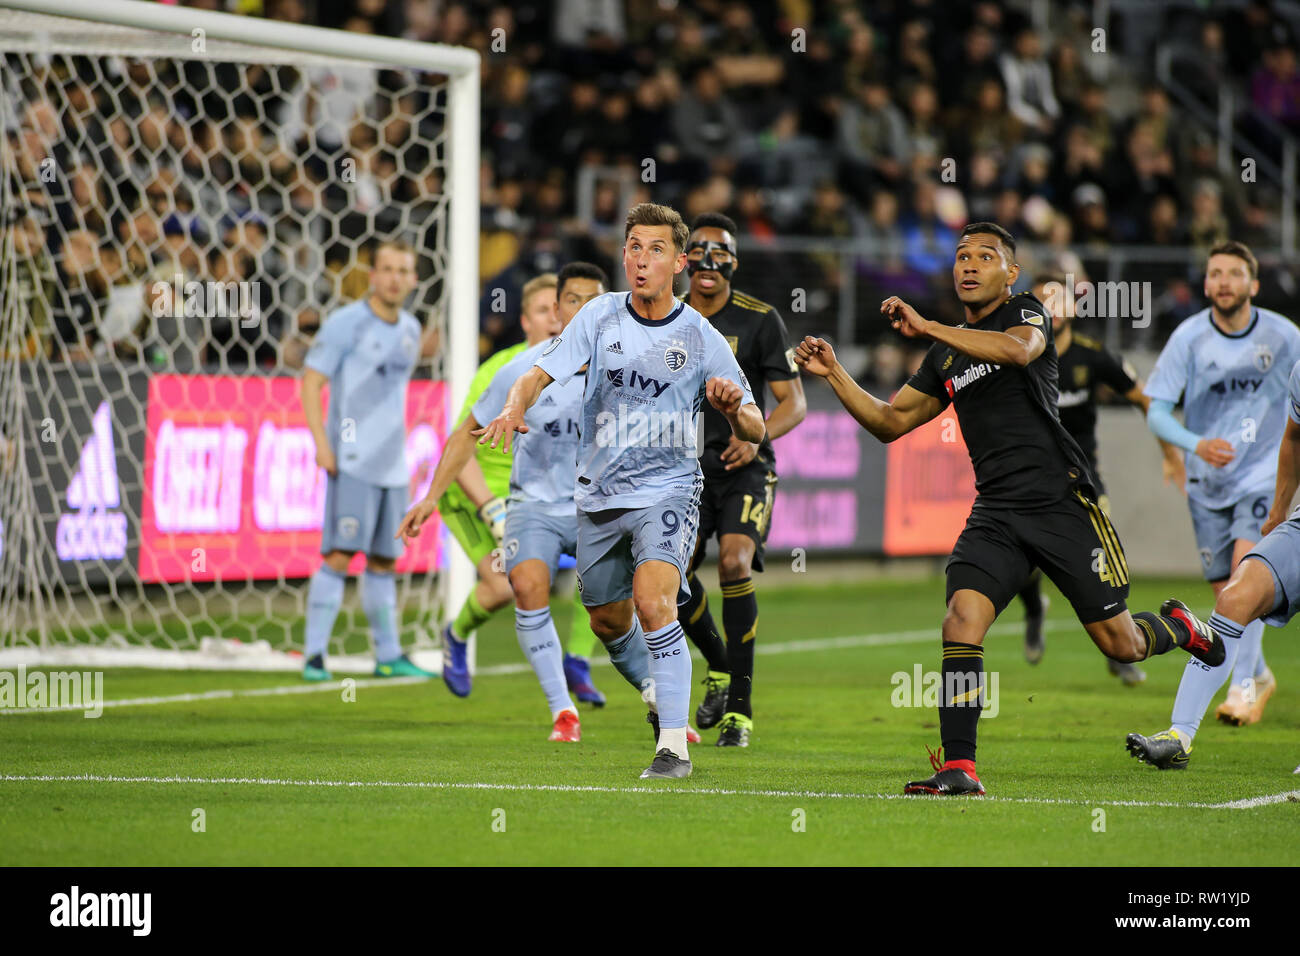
[
  {"xmin": 303, "ymin": 655, "xmax": 332, "ymax": 682},
  {"xmin": 374, "ymin": 654, "xmax": 437, "ymax": 679},
  {"xmin": 695, "ymin": 671, "xmax": 731, "ymax": 729},
  {"xmin": 715, "ymin": 712, "xmax": 752, "ymax": 748},
  {"xmin": 1126, "ymin": 730, "xmax": 1190, "ymax": 770}
]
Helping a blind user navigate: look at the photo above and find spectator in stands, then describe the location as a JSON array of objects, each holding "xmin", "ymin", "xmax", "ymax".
[
  {"xmin": 6, "ymin": 210, "xmax": 55, "ymax": 360},
  {"xmin": 837, "ymin": 77, "xmax": 909, "ymax": 204},
  {"xmin": 1000, "ymin": 27, "xmax": 1060, "ymax": 136},
  {"xmin": 954, "ymin": 76, "xmax": 1024, "ymax": 165},
  {"xmin": 51, "ymin": 229, "xmax": 107, "ymax": 363},
  {"xmin": 1252, "ymin": 42, "xmax": 1300, "ymax": 138},
  {"xmin": 672, "ymin": 61, "xmax": 744, "ymax": 169},
  {"xmin": 938, "ymin": 24, "xmax": 1002, "ymax": 111}
]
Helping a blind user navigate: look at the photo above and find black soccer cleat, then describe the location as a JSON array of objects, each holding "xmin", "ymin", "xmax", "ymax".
[
  {"xmin": 715, "ymin": 713, "xmax": 751, "ymax": 748},
  {"xmin": 903, "ymin": 767, "xmax": 986, "ymax": 796},
  {"xmin": 1126, "ymin": 730, "xmax": 1190, "ymax": 770},
  {"xmin": 1161, "ymin": 599, "xmax": 1225, "ymax": 667},
  {"xmin": 695, "ymin": 673, "xmax": 730, "ymax": 729},
  {"xmin": 640, "ymin": 748, "xmax": 692, "ymax": 779}
]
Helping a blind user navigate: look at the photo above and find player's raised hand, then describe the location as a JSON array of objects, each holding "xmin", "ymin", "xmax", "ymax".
[
  {"xmin": 706, "ymin": 377, "xmax": 743, "ymax": 416},
  {"xmin": 793, "ymin": 336, "xmax": 838, "ymax": 377},
  {"xmin": 881, "ymin": 296, "xmax": 930, "ymax": 339},
  {"xmin": 396, "ymin": 497, "xmax": 438, "ymax": 543},
  {"xmin": 472, "ymin": 404, "xmax": 529, "ymax": 454},
  {"xmin": 1195, "ymin": 437, "xmax": 1235, "ymax": 468}
]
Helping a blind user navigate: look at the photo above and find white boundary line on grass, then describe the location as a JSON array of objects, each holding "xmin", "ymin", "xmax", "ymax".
[
  {"xmin": 0, "ymin": 619, "xmax": 1077, "ymax": 715},
  {"xmin": 1, "ymin": 773, "xmax": 1296, "ymax": 811}
]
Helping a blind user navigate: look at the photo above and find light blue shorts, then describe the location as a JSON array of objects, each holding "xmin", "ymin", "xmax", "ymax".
[
  {"xmin": 1188, "ymin": 489, "xmax": 1272, "ymax": 581},
  {"xmin": 575, "ymin": 497, "xmax": 699, "ymax": 608},
  {"xmin": 503, "ymin": 500, "xmax": 577, "ymax": 576},
  {"xmin": 1242, "ymin": 511, "xmax": 1300, "ymax": 627},
  {"xmin": 320, "ymin": 471, "xmax": 406, "ymax": 559}
]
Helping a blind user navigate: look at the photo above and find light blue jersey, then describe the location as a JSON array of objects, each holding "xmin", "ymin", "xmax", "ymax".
[
  {"xmin": 472, "ymin": 339, "xmax": 585, "ymax": 515},
  {"xmin": 535, "ymin": 291, "xmax": 755, "ymax": 512},
  {"xmin": 305, "ymin": 299, "xmax": 421, "ymax": 488},
  {"xmin": 1146, "ymin": 307, "xmax": 1300, "ymax": 508},
  {"xmin": 1289, "ymin": 359, "xmax": 1300, "ymax": 425}
]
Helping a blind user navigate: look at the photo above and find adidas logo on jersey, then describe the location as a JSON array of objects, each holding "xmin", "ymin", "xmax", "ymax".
[
  {"xmin": 539, "ymin": 394, "xmax": 556, "ymax": 406},
  {"xmin": 606, "ymin": 340, "xmax": 623, "ymax": 354}
]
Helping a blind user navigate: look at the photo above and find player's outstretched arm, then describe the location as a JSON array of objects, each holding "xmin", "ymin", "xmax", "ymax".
[
  {"xmin": 1124, "ymin": 382, "xmax": 1187, "ymax": 492},
  {"xmin": 881, "ymin": 296, "xmax": 1045, "ymax": 367},
  {"xmin": 474, "ymin": 365, "xmax": 554, "ymax": 453},
  {"xmin": 1264, "ymin": 417, "xmax": 1300, "ymax": 535},
  {"xmin": 395, "ymin": 414, "xmax": 481, "ymax": 542},
  {"xmin": 793, "ymin": 336, "xmax": 942, "ymax": 442},
  {"xmin": 300, "ymin": 367, "xmax": 336, "ymax": 476},
  {"xmin": 706, "ymin": 378, "xmax": 765, "ymax": 442},
  {"xmin": 1146, "ymin": 398, "xmax": 1235, "ymax": 469}
]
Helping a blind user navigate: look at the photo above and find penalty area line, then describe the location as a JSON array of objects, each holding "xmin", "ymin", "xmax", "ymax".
[
  {"xmin": 0, "ymin": 619, "xmax": 1077, "ymax": 715},
  {"xmin": 0, "ymin": 773, "xmax": 1295, "ymax": 811}
]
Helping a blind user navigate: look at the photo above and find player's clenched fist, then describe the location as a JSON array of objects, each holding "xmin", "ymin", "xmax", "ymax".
[
  {"xmin": 881, "ymin": 296, "xmax": 930, "ymax": 339},
  {"xmin": 473, "ymin": 403, "xmax": 528, "ymax": 454},
  {"xmin": 706, "ymin": 377, "xmax": 743, "ymax": 415},
  {"xmin": 396, "ymin": 498, "xmax": 438, "ymax": 543},
  {"xmin": 793, "ymin": 336, "xmax": 838, "ymax": 377}
]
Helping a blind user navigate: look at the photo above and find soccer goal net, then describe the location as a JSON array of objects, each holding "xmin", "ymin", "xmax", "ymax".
[{"xmin": 0, "ymin": 0, "xmax": 479, "ymax": 670}]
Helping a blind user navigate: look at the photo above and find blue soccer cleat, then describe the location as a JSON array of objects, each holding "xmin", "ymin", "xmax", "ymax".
[
  {"xmin": 441, "ymin": 624, "xmax": 472, "ymax": 697},
  {"xmin": 563, "ymin": 653, "xmax": 606, "ymax": 707}
]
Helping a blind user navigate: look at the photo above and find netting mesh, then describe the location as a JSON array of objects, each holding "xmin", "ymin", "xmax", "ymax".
[{"xmin": 0, "ymin": 9, "xmax": 455, "ymax": 661}]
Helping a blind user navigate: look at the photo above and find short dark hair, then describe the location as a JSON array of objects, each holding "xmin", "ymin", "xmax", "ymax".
[
  {"xmin": 557, "ymin": 261, "xmax": 609, "ymax": 295},
  {"xmin": 1206, "ymin": 239, "xmax": 1259, "ymax": 279},
  {"xmin": 959, "ymin": 221, "xmax": 1016, "ymax": 257},
  {"xmin": 625, "ymin": 202, "xmax": 690, "ymax": 253},
  {"xmin": 1031, "ymin": 273, "xmax": 1069, "ymax": 290},
  {"xmin": 690, "ymin": 212, "xmax": 738, "ymax": 237}
]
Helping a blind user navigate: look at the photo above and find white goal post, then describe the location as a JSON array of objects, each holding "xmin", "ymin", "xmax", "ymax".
[{"xmin": 0, "ymin": 0, "xmax": 478, "ymax": 670}]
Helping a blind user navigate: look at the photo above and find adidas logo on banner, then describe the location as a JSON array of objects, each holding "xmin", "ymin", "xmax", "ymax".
[
  {"xmin": 606, "ymin": 340, "xmax": 623, "ymax": 354},
  {"xmin": 58, "ymin": 400, "xmax": 127, "ymax": 561}
]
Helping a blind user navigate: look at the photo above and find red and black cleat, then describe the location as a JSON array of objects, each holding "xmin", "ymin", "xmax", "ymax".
[
  {"xmin": 903, "ymin": 746, "xmax": 986, "ymax": 796},
  {"xmin": 1161, "ymin": 599, "xmax": 1225, "ymax": 667}
]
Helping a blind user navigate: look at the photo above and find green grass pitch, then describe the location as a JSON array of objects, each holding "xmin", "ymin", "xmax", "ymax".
[{"xmin": 2, "ymin": 574, "xmax": 1297, "ymax": 866}]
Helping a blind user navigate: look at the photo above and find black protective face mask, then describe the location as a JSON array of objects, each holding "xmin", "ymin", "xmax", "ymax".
[{"xmin": 686, "ymin": 240, "xmax": 737, "ymax": 281}]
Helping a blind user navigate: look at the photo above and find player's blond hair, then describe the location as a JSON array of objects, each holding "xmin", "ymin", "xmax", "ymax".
[
  {"xmin": 521, "ymin": 272, "xmax": 558, "ymax": 310},
  {"xmin": 372, "ymin": 239, "xmax": 417, "ymax": 266}
]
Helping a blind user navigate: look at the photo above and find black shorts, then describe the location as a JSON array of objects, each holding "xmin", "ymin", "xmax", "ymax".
[
  {"xmin": 946, "ymin": 491, "xmax": 1130, "ymax": 624},
  {"xmin": 690, "ymin": 459, "xmax": 778, "ymax": 574}
]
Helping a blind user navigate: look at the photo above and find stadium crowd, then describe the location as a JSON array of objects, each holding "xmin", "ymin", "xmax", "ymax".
[{"xmin": 5, "ymin": 0, "xmax": 1300, "ymax": 388}]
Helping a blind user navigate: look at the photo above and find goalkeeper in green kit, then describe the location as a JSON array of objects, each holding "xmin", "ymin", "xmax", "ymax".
[{"xmin": 437, "ymin": 268, "xmax": 610, "ymax": 703}]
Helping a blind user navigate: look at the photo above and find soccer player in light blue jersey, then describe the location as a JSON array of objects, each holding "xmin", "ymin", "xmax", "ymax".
[
  {"xmin": 1128, "ymin": 241, "xmax": 1300, "ymax": 769},
  {"xmin": 299, "ymin": 240, "xmax": 434, "ymax": 682},
  {"xmin": 400, "ymin": 262, "xmax": 686, "ymax": 742},
  {"xmin": 477, "ymin": 203, "xmax": 766, "ymax": 779}
]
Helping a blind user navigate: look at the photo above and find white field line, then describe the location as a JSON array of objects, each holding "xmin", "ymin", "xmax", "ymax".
[
  {"xmin": 0, "ymin": 619, "xmax": 1076, "ymax": 716},
  {"xmin": 0, "ymin": 773, "xmax": 1295, "ymax": 812}
]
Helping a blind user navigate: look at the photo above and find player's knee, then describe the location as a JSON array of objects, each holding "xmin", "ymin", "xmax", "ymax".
[
  {"xmin": 941, "ymin": 600, "xmax": 986, "ymax": 644},
  {"xmin": 508, "ymin": 567, "xmax": 550, "ymax": 610},
  {"xmin": 717, "ymin": 546, "xmax": 753, "ymax": 582},
  {"xmin": 1217, "ymin": 569, "xmax": 1266, "ymax": 625},
  {"xmin": 366, "ymin": 555, "xmax": 395, "ymax": 574},
  {"xmin": 588, "ymin": 605, "xmax": 628, "ymax": 640},
  {"xmin": 633, "ymin": 591, "xmax": 675, "ymax": 631},
  {"xmin": 323, "ymin": 551, "xmax": 352, "ymax": 574}
]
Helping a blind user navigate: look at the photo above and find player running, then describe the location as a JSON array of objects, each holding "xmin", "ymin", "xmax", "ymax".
[
  {"xmin": 1126, "ymin": 241, "xmax": 1300, "ymax": 769},
  {"xmin": 300, "ymin": 240, "xmax": 434, "ymax": 680},
  {"xmin": 1017, "ymin": 273, "xmax": 1183, "ymax": 684},
  {"xmin": 676, "ymin": 212, "xmax": 806, "ymax": 748},
  {"xmin": 435, "ymin": 273, "xmax": 606, "ymax": 703},
  {"xmin": 478, "ymin": 203, "xmax": 765, "ymax": 779},
  {"xmin": 398, "ymin": 262, "xmax": 678, "ymax": 743},
  {"xmin": 795, "ymin": 222, "xmax": 1226, "ymax": 796}
]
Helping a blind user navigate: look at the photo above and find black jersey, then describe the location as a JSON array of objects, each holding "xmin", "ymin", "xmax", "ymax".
[
  {"xmin": 693, "ymin": 288, "xmax": 799, "ymax": 479},
  {"xmin": 906, "ymin": 292, "xmax": 1097, "ymax": 509},
  {"xmin": 1055, "ymin": 332, "xmax": 1138, "ymax": 469}
]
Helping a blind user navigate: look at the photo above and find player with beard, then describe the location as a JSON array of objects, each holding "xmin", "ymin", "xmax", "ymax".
[
  {"xmin": 675, "ymin": 212, "xmax": 806, "ymax": 748},
  {"xmin": 1016, "ymin": 273, "xmax": 1183, "ymax": 685},
  {"xmin": 794, "ymin": 221, "xmax": 1226, "ymax": 796}
]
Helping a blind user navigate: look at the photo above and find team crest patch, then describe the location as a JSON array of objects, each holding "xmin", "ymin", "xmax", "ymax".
[
  {"xmin": 542, "ymin": 336, "xmax": 561, "ymax": 356},
  {"xmin": 942, "ymin": 354, "xmax": 954, "ymax": 370},
  {"xmin": 504, "ymin": 538, "xmax": 519, "ymax": 560},
  {"xmin": 337, "ymin": 516, "xmax": 360, "ymax": 540},
  {"xmin": 726, "ymin": 335, "xmax": 739, "ymax": 355},
  {"xmin": 664, "ymin": 346, "xmax": 688, "ymax": 371},
  {"xmin": 1199, "ymin": 548, "xmax": 1213, "ymax": 569},
  {"xmin": 1074, "ymin": 365, "xmax": 1089, "ymax": 386},
  {"xmin": 785, "ymin": 346, "xmax": 797, "ymax": 372},
  {"xmin": 1021, "ymin": 309, "xmax": 1044, "ymax": 326},
  {"xmin": 1255, "ymin": 344, "xmax": 1274, "ymax": 372}
]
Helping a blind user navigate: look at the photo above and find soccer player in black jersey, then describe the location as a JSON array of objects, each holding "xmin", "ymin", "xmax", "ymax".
[
  {"xmin": 794, "ymin": 222, "xmax": 1226, "ymax": 795},
  {"xmin": 1016, "ymin": 274, "xmax": 1184, "ymax": 683},
  {"xmin": 675, "ymin": 212, "xmax": 807, "ymax": 747}
]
